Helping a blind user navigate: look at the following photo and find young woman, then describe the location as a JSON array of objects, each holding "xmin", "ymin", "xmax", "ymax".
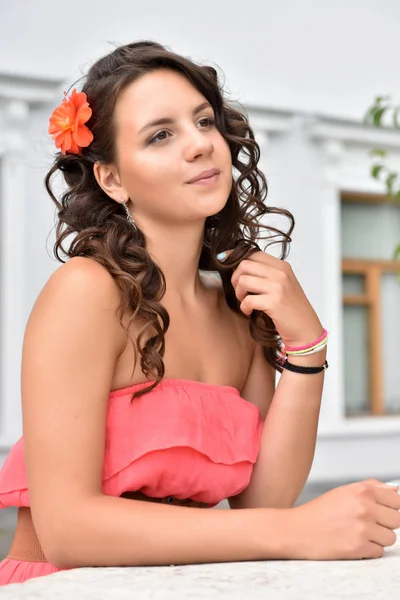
[{"xmin": 0, "ymin": 40, "xmax": 399, "ymax": 586}]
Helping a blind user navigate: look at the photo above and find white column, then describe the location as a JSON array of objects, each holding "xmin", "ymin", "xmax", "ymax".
[{"xmin": 0, "ymin": 101, "xmax": 29, "ymax": 446}]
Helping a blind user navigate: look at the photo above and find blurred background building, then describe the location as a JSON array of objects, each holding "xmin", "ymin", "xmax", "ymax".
[{"xmin": 1, "ymin": 0, "xmax": 400, "ymax": 497}]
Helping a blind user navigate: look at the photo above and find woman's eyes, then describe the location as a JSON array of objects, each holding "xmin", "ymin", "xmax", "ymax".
[{"xmin": 148, "ymin": 117, "xmax": 216, "ymax": 145}]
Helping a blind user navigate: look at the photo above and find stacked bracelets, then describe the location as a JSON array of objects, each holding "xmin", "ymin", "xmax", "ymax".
[{"xmin": 277, "ymin": 328, "xmax": 329, "ymax": 375}]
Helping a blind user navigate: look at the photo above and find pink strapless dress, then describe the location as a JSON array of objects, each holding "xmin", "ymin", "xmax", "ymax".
[{"xmin": 0, "ymin": 378, "xmax": 262, "ymax": 585}]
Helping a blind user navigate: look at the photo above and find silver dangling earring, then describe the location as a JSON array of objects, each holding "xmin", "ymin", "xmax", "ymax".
[{"xmin": 121, "ymin": 198, "xmax": 137, "ymax": 232}]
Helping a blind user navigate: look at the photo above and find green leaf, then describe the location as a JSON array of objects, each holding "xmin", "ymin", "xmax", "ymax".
[
  {"xmin": 373, "ymin": 107, "xmax": 387, "ymax": 127},
  {"xmin": 365, "ymin": 96, "xmax": 392, "ymax": 125},
  {"xmin": 386, "ymin": 172, "xmax": 397, "ymax": 195},
  {"xmin": 370, "ymin": 148, "xmax": 387, "ymax": 158},
  {"xmin": 365, "ymin": 107, "xmax": 381, "ymax": 125},
  {"xmin": 371, "ymin": 164, "xmax": 384, "ymax": 179},
  {"xmin": 394, "ymin": 243, "xmax": 400, "ymax": 261}
]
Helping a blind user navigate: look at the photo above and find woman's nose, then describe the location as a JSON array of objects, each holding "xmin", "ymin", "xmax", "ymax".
[{"xmin": 184, "ymin": 128, "xmax": 214, "ymax": 160}]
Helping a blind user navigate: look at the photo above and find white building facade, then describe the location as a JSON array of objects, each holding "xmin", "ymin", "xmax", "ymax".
[{"xmin": 1, "ymin": 71, "xmax": 400, "ymax": 484}]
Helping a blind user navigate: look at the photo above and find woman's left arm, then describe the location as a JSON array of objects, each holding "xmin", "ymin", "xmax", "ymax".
[
  {"xmin": 224, "ymin": 250, "xmax": 327, "ymax": 510},
  {"xmin": 230, "ymin": 342, "xmax": 326, "ymax": 509}
]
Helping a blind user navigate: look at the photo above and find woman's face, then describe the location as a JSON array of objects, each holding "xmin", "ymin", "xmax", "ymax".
[{"xmin": 113, "ymin": 68, "xmax": 232, "ymax": 225}]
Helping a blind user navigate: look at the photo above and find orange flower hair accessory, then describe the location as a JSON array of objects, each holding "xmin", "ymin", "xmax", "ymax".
[{"xmin": 48, "ymin": 88, "xmax": 94, "ymax": 155}]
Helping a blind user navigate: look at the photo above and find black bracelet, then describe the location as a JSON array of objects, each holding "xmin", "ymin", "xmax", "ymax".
[{"xmin": 280, "ymin": 357, "xmax": 329, "ymax": 375}]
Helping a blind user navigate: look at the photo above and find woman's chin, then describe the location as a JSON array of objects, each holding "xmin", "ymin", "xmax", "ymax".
[{"xmin": 193, "ymin": 193, "xmax": 228, "ymax": 218}]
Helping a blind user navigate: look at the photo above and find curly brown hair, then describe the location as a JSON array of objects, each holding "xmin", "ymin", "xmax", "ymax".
[{"xmin": 45, "ymin": 40, "xmax": 295, "ymax": 401}]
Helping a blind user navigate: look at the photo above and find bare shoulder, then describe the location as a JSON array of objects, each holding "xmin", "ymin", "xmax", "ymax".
[
  {"xmin": 32, "ymin": 256, "xmax": 126, "ymax": 353},
  {"xmin": 41, "ymin": 256, "xmax": 122, "ymax": 305}
]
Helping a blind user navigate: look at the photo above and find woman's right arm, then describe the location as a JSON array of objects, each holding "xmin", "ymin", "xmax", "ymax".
[{"xmin": 22, "ymin": 257, "xmax": 400, "ymax": 569}]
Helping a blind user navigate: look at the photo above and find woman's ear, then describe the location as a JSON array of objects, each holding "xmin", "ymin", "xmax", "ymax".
[{"xmin": 93, "ymin": 162, "xmax": 128, "ymax": 203}]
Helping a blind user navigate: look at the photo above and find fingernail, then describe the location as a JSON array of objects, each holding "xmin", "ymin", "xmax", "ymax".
[
  {"xmin": 216, "ymin": 251, "xmax": 227, "ymax": 261},
  {"xmin": 386, "ymin": 481, "xmax": 400, "ymax": 490}
]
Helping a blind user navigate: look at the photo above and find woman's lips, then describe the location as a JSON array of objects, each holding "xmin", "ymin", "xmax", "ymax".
[{"xmin": 189, "ymin": 172, "xmax": 220, "ymax": 185}]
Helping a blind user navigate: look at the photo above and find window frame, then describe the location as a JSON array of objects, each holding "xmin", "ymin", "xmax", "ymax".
[{"xmin": 341, "ymin": 191, "xmax": 400, "ymax": 416}]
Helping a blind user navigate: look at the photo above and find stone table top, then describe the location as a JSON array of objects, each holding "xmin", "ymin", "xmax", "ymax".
[{"xmin": 1, "ymin": 536, "xmax": 400, "ymax": 600}]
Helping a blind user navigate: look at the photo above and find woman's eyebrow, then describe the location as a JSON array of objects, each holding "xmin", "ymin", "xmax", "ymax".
[{"xmin": 138, "ymin": 101, "xmax": 212, "ymax": 134}]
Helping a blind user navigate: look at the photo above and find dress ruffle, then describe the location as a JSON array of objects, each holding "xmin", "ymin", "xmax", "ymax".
[
  {"xmin": 103, "ymin": 379, "xmax": 263, "ymax": 504},
  {"xmin": 0, "ymin": 379, "xmax": 262, "ymax": 508}
]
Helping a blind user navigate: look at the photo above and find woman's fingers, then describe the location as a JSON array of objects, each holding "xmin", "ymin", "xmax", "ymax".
[
  {"xmin": 231, "ymin": 259, "xmax": 271, "ymax": 288},
  {"xmin": 373, "ymin": 485, "xmax": 400, "ymax": 511},
  {"xmin": 368, "ymin": 523, "xmax": 397, "ymax": 548},
  {"xmin": 374, "ymin": 503, "xmax": 400, "ymax": 530},
  {"xmin": 234, "ymin": 274, "xmax": 270, "ymax": 301}
]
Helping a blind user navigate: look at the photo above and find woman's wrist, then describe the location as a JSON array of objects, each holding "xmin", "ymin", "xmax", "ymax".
[
  {"xmin": 286, "ymin": 346, "xmax": 327, "ymax": 368},
  {"xmin": 280, "ymin": 326, "xmax": 325, "ymax": 351},
  {"xmin": 278, "ymin": 326, "xmax": 328, "ymax": 368},
  {"xmin": 259, "ymin": 507, "xmax": 305, "ymax": 560}
]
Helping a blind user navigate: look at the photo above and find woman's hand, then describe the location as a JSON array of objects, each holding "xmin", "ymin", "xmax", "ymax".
[
  {"xmin": 224, "ymin": 249, "xmax": 323, "ymax": 347},
  {"xmin": 287, "ymin": 479, "xmax": 400, "ymax": 560}
]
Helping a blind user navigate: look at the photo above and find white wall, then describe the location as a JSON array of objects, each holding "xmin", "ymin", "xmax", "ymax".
[{"xmin": 1, "ymin": 0, "xmax": 400, "ymax": 121}]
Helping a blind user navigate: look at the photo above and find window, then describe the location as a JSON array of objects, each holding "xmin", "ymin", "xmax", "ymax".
[{"xmin": 341, "ymin": 191, "xmax": 400, "ymax": 416}]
